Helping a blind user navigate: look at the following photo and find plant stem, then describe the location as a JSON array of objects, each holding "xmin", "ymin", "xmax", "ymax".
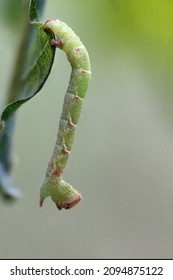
[{"xmin": 0, "ymin": 0, "xmax": 30, "ymax": 200}]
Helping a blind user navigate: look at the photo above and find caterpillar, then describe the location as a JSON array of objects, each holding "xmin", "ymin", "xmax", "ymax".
[{"xmin": 40, "ymin": 19, "xmax": 91, "ymax": 210}]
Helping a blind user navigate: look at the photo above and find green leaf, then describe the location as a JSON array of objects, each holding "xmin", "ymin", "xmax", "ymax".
[
  {"xmin": 1, "ymin": 23, "xmax": 55, "ymax": 121},
  {"xmin": 29, "ymin": 0, "xmax": 46, "ymax": 22},
  {"xmin": 0, "ymin": 0, "xmax": 52, "ymax": 123},
  {"xmin": 0, "ymin": 0, "xmax": 55, "ymax": 200}
]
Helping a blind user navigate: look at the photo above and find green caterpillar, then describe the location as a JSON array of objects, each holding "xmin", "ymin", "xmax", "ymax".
[{"xmin": 40, "ymin": 19, "xmax": 91, "ymax": 210}]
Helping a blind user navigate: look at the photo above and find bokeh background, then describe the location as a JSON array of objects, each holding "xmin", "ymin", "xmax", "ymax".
[{"xmin": 1, "ymin": 0, "xmax": 173, "ymax": 258}]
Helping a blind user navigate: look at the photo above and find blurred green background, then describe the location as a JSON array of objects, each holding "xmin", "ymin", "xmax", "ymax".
[{"xmin": 1, "ymin": 0, "xmax": 173, "ymax": 258}]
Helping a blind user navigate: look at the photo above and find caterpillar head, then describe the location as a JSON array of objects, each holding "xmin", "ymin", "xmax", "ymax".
[{"xmin": 43, "ymin": 19, "xmax": 61, "ymax": 36}]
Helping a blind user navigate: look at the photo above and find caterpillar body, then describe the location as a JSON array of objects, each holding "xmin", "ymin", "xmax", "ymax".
[{"xmin": 40, "ymin": 19, "xmax": 91, "ymax": 210}]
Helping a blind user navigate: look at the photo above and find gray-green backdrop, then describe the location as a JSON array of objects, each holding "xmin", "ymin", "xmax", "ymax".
[{"xmin": 0, "ymin": 0, "xmax": 173, "ymax": 258}]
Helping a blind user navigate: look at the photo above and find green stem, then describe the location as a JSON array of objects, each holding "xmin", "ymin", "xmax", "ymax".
[
  {"xmin": 5, "ymin": 0, "xmax": 30, "ymax": 104},
  {"xmin": 40, "ymin": 19, "xmax": 91, "ymax": 210},
  {"xmin": 0, "ymin": 0, "xmax": 30, "ymax": 200}
]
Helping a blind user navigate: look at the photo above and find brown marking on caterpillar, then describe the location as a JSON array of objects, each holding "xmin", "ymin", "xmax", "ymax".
[
  {"xmin": 53, "ymin": 170, "xmax": 62, "ymax": 177},
  {"xmin": 51, "ymin": 39, "xmax": 63, "ymax": 48},
  {"xmin": 74, "ymin": 95, "xmax": 81, "ymax": 101},
  {"xmin": 67, "ymin": 119, "xmax": 75, "ymax": 128},
  {"xmin": 61, "ymin": 146, "xmax": 70, "ymax": 155},
  {"xmin": 55, "ymin": 192, "xmax": 82, "ymax": 210},
  {"xmin": 64, "ymin": 192, "xmax": 82, "ymax": 209},
  {"xmin": 80, "ymin": 69, "xmax": 90, "ymax": 75},
  {"xmin": 75, "ymin": 47, "xmax": 81, "ymax": 52}
]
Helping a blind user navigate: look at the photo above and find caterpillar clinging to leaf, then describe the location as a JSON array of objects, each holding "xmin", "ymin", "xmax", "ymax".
[{"xmin": 40, "ymin": 19, "xmax": 91, "ymax": 210}]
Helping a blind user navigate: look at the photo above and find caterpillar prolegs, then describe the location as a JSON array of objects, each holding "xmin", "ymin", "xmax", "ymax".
[{"xmin": 40, "ymin": 19, "xmax": 91, "ymax": 210}]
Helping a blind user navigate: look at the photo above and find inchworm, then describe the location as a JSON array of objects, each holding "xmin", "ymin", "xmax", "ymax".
[{"xmin": 40, "ymin": 19, "xmax": 91, "ymax": 210}]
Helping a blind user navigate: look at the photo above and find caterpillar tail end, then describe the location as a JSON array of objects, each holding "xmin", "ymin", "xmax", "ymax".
[
  {"xmin": 40, "ymin": 191, "xmax": 82, "ymax": 210},
  {"xmin": 55, "ymin": 192, "xmax": 82, "ymax": 210},
  {"xmin": 39, "ymin": 179, "xmax": 82, "ymax": 210}
]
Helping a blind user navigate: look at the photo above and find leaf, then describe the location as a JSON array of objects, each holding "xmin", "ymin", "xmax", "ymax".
[
  {"xmin": 1, "ymin": 0, "xmax": 55, "ymax": 122},
  {"xmin": 1, "ymin": 23, "xmax": 55, "ymax": 121},
  {"xmin": 29, "ymin": 0, "xmax": 46, "ymax": 22},
  {"xmin": 0, "ymin": 0, "xmax": 55, "ymax": 200}
]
